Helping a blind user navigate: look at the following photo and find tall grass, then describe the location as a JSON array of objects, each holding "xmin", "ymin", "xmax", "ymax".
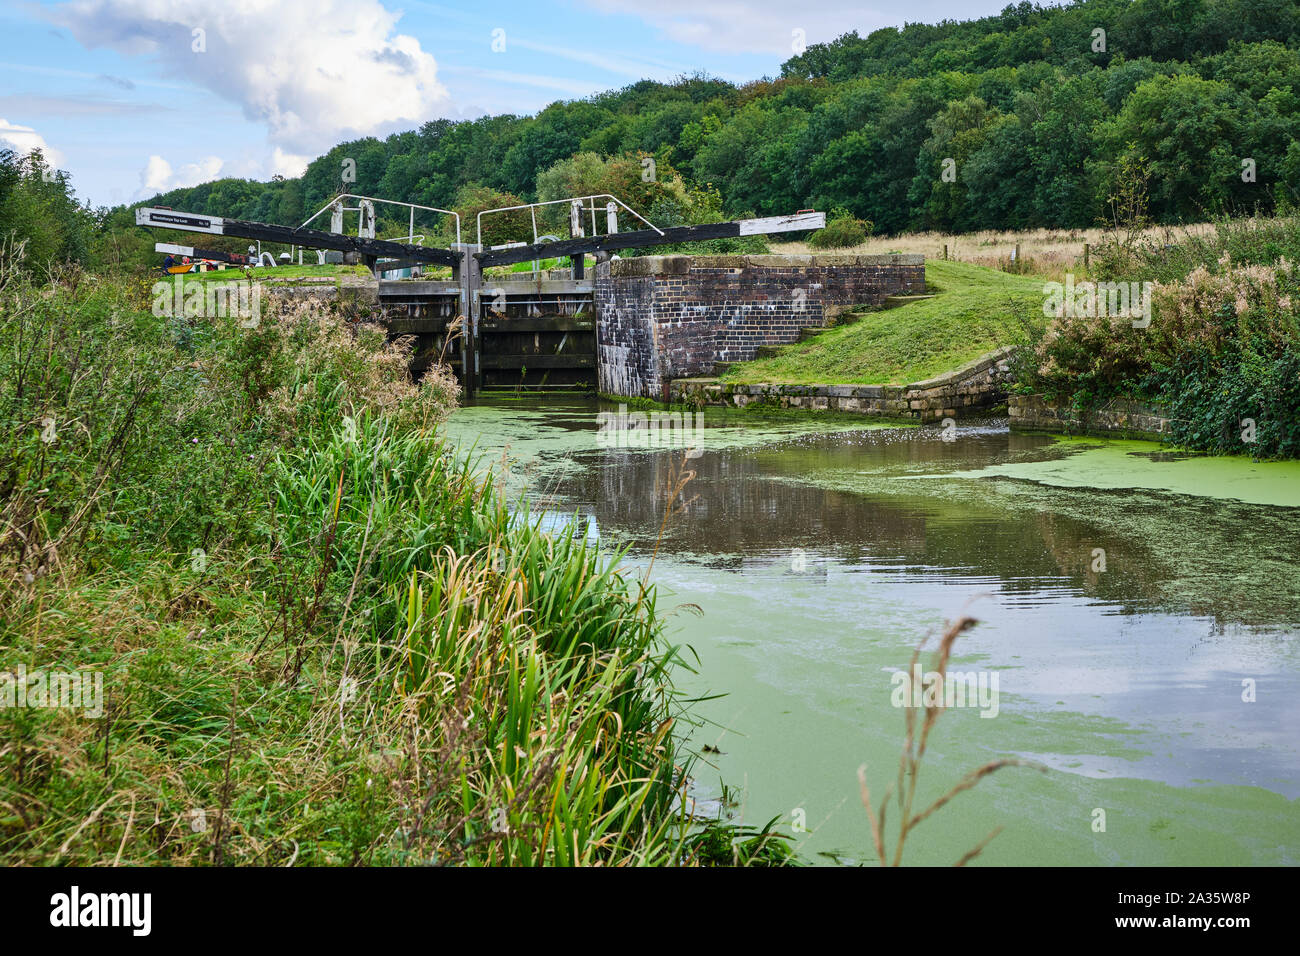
[
  {"xmin": 772, "ymin": 222, "xmax": 1220, "ymax": 283},
  {"xmin": 263, "ymin": 412, "xmax": 694, "ymax": 864},
  {"xmin": 1091, "ymin": 209, "xmax": 1300, "ymax": 285},
  {"xmin": 0, "ymin": 254, "xmax": 749, "ymax": 866}
]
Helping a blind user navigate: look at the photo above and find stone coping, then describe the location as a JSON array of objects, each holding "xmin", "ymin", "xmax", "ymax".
[
  {"xmin": 1009, "ymin": 394, "xmax": 1171, "ymax": 440},
  {"xmin": 907, "ymin": 346, "xmax": 1018, "ymax": 389},
  {"xmin": 713, "ymin": 346, "xmax": 1017, "ymax": 396},
  {"xmin": 608, "ymin": 253, "xmax": 925, "ymax": 277}
]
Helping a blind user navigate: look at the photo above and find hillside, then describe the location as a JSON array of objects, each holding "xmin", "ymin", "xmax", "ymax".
[{"xmin": 101, "ymin": 0, "xmax": 1300, "ymax": 251}]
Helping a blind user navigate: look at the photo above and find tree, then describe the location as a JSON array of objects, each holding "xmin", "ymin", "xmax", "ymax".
[
  {"xmin": 1098, "ymin": 74, "xmax": 1245, "ymax": 219},
  {"xmin": 452, "ymin": 184, "xmax": 532, "ymax": 247},
  {"xmin": 0, "ymin": 149, "xmax": 93, "ymax": 271},
  {"xmin": 908, "ymin": 95, "xmax": 1002, "ymax": 230}
]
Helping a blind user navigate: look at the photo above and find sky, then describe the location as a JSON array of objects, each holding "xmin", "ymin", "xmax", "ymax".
[{"xmin": 1, "ymin": 0, "xmax": 1011, "ymax": 208}]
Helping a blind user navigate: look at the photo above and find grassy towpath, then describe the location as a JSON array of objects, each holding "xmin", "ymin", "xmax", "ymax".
[{"xmin": 721, "ymin": 260, "xmax": 1044, "ymax": 386}]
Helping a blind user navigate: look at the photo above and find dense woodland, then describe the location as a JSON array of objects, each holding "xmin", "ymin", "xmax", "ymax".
[{"xmin": 5, "ymin": 0, "xmax": 1300, "ymax": 269}]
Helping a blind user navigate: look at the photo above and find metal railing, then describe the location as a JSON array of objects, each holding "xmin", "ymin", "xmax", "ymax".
[
  {"xmin": 476, "ymin": 194, "xmax": 661, "ymax": 249},
  {"xmin": 301, "ymin": 193, "xmax": 461, "ymax": 245}
]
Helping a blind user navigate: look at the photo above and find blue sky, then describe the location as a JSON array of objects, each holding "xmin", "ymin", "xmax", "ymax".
[{"xmin": 1, "ymin": 0, "xmax": 1010, "ymax": 208}]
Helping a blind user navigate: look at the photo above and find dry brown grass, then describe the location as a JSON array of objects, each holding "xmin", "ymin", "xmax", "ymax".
[{"xmin": 772, "ymin": 222, "xmax": 1219, "ymax": 281}]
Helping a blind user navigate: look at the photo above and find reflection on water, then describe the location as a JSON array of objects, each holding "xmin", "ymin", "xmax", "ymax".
[{"xmin": 444, "ymin": 397, "xmax": 1300, "ymax": 865}]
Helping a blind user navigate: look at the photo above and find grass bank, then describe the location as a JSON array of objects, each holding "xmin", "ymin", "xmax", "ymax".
[
  {"xmin": 721, "ymin": 260, "xmax": 1041, "ymax": 386},
  {"xmin": 0, "ymin": 258, "xmax": 787, "ymax": 866}
]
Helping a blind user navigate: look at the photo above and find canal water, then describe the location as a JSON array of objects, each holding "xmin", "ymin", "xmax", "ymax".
[{"xmin": 442, "ymin": 396, "xmax": 1300, "ymax": 866}]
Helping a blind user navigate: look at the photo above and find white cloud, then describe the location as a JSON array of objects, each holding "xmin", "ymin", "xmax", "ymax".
[
  {"xmin": 53, "ymin": 0, "xmax": 449, "ymax": 154},
  {"xmin": 134, "ymin": 147, "xmax": 314, "ymax": 200},
  {"xmin": 0, "ymin": 118, "xmax": 65, "ymax": 166},
  {"xmin": 271, "ymin": 147, "xmax": 309, "ymax": 179},
  {"xmin": 139, "ymin": 153, "xmax": 224, "ymax": 196},
  {"xmin": 579, "ymin": 0, "xmax": 891, "ymax": 55}
]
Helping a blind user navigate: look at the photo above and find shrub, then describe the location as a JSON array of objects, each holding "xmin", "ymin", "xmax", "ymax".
[
  {"xmin": 1020, "ymin": 239, "xmax": 1300, "ymax": 457},
  {"xmin": 257, "ymin": 295, "xmax": 459, "ymax": 439},
  {"xmin": 0, "ymin": 253, "xmax": 458, "ymax": 577},
  {"xmin": 808, "ymin": 207, "xmax": 873, "ymax": 250}
]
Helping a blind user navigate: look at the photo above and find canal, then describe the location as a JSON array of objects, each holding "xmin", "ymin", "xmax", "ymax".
[{"xmin": 442, "ymin": 396, "xmax": 1300, "ymax": 865}]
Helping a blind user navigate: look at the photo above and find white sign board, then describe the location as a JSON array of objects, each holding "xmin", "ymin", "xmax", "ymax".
[
  {"xmin": 136, "ymin": 207, "xmax": 225, "ymax": 235},
  {"xmin": 154, "ymin": 242, "xmax": 195, "ymax": 256}
]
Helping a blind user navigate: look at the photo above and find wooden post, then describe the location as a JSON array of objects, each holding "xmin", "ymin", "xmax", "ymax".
[
  {"xmin": 1083, "ymin": 242, "xmax": 1090, "ymax": 268},
  {"xmin": 569, "ymin": 200, "xmax": 583, "ymax": 239},
  {"xmin": 569, "ymin": 199, "xmax": 586, "ymax": 279},
  {"xmin": 943, "ymin": 243, "xmax": 948, "ymax": 260},
  {"xmin": 454, "ymin": 244, "xmax": 481, "ymax": 399}
]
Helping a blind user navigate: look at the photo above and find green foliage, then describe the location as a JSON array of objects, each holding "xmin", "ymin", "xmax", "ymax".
[
  {"xmin": 807, "ymin": 206, "xmax": 873, "ymax": 249},
  {"xmin": 0, "ymin": 259, "xmax": 792, "ymax": 865},
  {"xmin": 1096, "ymin": 75, "xmax": 1247, "ymax": 220},
  {"xmin": 1157, "ymin": 335, "xmax": 1300, "ymax": 457},
  {"xmin": 1023, "ymin": 213, "xmax": 1300, "ymax": 458},
  {"xmin": 0, "ymin": 149, "xmax": 93, "ymax": 273},
  {"xmin": 0, "ymin": 266, "xmax": 267, "ymax": 564},
  {"xmin": 450, "ymin": 183, "xmax": 531, "ymax": 247},
  {"xmin": 537, "ymin": 150, "xmax": 690, "ymax": 234}
]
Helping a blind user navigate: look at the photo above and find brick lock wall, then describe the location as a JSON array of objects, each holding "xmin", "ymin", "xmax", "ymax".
[
  {"xmin": 596, "ymin": 254, "xmax": 926, "ymax": 399},
  {"xmin": 595, "ymin": 271, "xmax": 660, "ymax": 397}
]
